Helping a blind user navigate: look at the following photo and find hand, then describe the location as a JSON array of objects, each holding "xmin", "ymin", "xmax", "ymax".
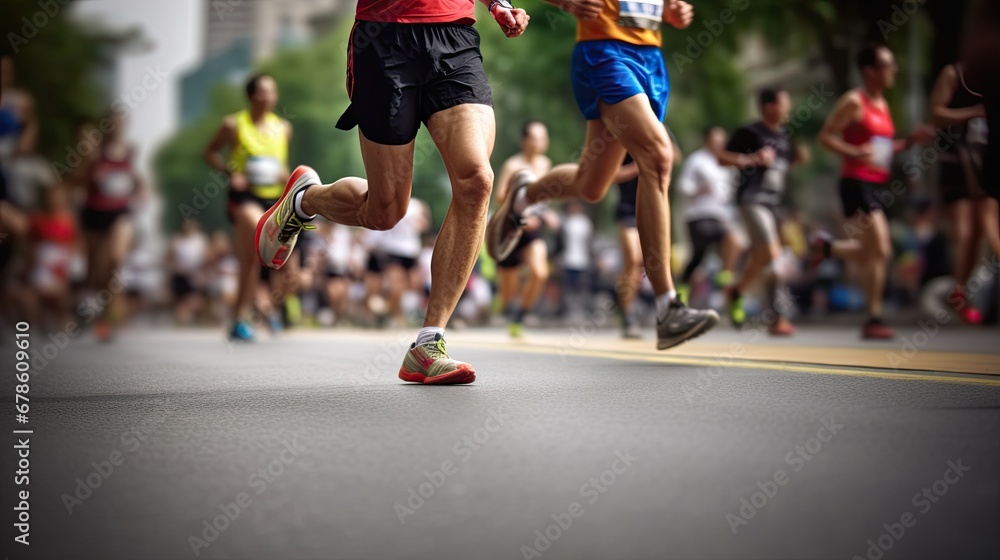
[
  {"xmin": 562, "ymin": 0, "xmax": 602, "ymax": 21},
  {"xmin": 491, "ymin": 4, "xmax": 530, "ymax": 38},
  {"xmin": 854, "ymin": 144, "xmax": 875, "ymax": 164},
  {"xmin": 907, "ymin": 124, "xmax": 935, "ymax": 147},
  {"xmin": 752, "ymin": 147, "xmax": 775, "ymax": 167},
  {"xmin": 229, "ymin": 172, "xmax": 248, "ymax": 191},
  {"xmin": 664, "ymin": 0, "xmax": 694, "ymax": 29}
]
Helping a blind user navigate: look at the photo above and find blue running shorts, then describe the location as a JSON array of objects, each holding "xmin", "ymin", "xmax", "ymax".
[{"xmin": 570, "ymin": 40, "xmax": 670, "ymax": 121}]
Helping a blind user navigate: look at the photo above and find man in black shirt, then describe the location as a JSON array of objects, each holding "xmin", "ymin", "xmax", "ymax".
[{"xmin": 715, "ymin": 88, "xmax": 800, "ymax": 335}]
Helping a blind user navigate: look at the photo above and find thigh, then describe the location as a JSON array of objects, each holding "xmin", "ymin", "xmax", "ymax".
[
  {"xmin": 359, "ymin": 133, "xmax": 416, "ymax": 220},
  {"xmin": 523, "ymin": 239, "xmax": 549, "ymax": 274},
  {"xmin": 575, "ymin": 118, "xmax": 628, "ymax": 203},
  {"xmin": 597, "ymin": 94, "xmax": 670, "ymax": 173},
  {"xmin": 426, "ymin": 103, "xmax": 495, "ymax": 182},
  {"xmin": 862, "ymin": 209, "xmax": 891, "ymax": 253},
  {"xmin": 108, "ymin": 216, "xmax": 133, "ymax": 263}
]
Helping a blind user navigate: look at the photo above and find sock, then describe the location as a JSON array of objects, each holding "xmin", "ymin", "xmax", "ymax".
[
  {"xmin": 655, "ymin": 290, "xmax": 677, "ymax": 322},
  {"xmin": 415, "ymin": 326, "xmax": 445, "ymax": 345},
  {"xmin": 293, "ymin": 189, "xmax": 316, "ymax": 221},
  {"xmin": 512, "ymin": 187, "xmax": 529, "ymax": 215}
]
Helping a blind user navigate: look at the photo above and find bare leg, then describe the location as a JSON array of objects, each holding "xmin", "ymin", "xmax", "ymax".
[
  {"xmin": 423, "ymin": 104, "xmax": 496, "ymax": 328},
  {"xmin": 598, "ymin": 95, "xmax": 676, "ymax": 294},
  {"xmin": 721, "ymin": 230, "xmax": 743, "ymax": 278},
  {"xmin": 519, "ymin": 239, "xmax": 549, "ymax": 313},
  {"xmin": 301, "ymin": 133, "xmax": 414, "ymax": 230},
  {"xmin": 861, "ymin": 210, "xmax": 892, "ymax": 318},
  {"xmin": 498, "ymin": 267, "xmax": 520, "ymax": 310},
  {"xmin": 979, "ymin": 197, "xmax": 1000, "ymax": 258},
  {"xmin": 234, "ymin": 204, "xmax": 264, "ymax": 320},
  {"xmin": 948, "ymin": 200, "xmax": 976, "ymax": 285},
  {"xmin": 616, "ymin": 225, "xmax": 643, "ymax": 316},
  {"xmin": 522, "ymin": 119, "xmax": 627, "ymax": 207}
]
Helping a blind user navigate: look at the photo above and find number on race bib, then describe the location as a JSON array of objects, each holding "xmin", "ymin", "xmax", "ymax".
[{"xmin": 618, "ymin": 0, "xmax": 663, "ymax": 30}]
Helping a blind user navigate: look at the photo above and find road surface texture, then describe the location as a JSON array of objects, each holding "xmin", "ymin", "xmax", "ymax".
[{"xmin": 5, "ymin": 325, "xmax": 999, "ymax": 560}]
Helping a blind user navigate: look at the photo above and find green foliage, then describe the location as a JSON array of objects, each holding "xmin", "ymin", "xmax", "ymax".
[{"xmin": 2, "ymin": 0, "xmax": 105, "ymax": 161}]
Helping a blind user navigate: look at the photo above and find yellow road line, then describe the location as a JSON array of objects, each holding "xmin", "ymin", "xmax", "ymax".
[{"xmin": 456, "ymin": 341, "xmax": 1000, "ymax": 387}]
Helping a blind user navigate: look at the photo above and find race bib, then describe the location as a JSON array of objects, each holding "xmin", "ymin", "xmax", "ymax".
[
  {"xmin": 763, "ymin": 159, "xmax": 788, "ymax": 193},
  {"xmin": 246, "ymin": 156, "xmax": 281, "ymax": 186},
  {"xmin": 870, "ymin": 136, "xmax": 894, "ymax": 171},
  {"xmin": 98, "ymin": 171, "xmax": 134, "ymax": 198},
  {"xmin": 618, "ymin": 0, "xmax": 663, "ymax": 30},
  {"xmin": 967, "ymin": 117, "xmax": 988, "ymax": 146}
]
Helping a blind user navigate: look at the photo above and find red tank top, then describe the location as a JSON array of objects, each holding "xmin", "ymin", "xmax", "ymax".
[
  {"xmin": 355, "ymin": 0, "xmax": 475, "ymax": 23},
  {"xmin": 31, "ymin": 212, "xmax": 77, "ymax": 244},
  {"xmin": 87, "ymin": 145, "xmax": 136, "ymax": 211},
  {"xmin": 840, "ymin": 91, "xmax": 896, "ymax": 184}
]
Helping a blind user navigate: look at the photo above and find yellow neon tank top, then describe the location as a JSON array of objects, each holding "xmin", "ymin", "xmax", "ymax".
[
  {"xmin": 577, "ymin": 0, "xmax": 662, "ymax": 46},
  {"xmin": 228, "ymin": 110, "xmax": 288, "ymax": 200}
]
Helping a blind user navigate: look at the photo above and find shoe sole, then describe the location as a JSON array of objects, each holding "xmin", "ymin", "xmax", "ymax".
[
  {"xmin": 398, "ymin": 365, "xmax": 476, "ymax": 385},
  {"xmin": 657, "ymin": 312, "xmax": 720, "ymax": 350},
  {"xmin": 486, "ymin": 172, "xmax": 533, "ymax": 261},
  {"xmin": 254, "ymin": 165, "xmax": 314, "ymax": 269}
]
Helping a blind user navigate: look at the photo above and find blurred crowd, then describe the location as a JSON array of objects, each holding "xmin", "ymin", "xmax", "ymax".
[{"xmin": 1, "ymin": 49, "xmax": 997, "ymax": 341}]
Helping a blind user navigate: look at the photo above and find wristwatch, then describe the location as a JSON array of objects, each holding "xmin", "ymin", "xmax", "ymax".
[{"xmin": 490, "ymin": 0, "xmax": 514, "ymax": 13}]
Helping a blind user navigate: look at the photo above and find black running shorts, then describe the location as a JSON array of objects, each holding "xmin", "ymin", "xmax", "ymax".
[
  {"xmin": 336, "ymin": 21, "xmax": 493, "ymax": 146},
  {"xmin": 839, "ymin": 178, "xmax": 886, "ymax": 218}
]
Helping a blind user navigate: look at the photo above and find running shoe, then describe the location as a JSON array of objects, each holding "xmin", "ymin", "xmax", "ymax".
[
  {"xmin": 622, "ymin": 323, "xmax": 642, "ymax": 340},
  {"xmin": 656, "ymin": 300, "xmax": 719, "ymax": 350},
  {"xmin": 862, "ymin": 317, "xmax": 894, "ymax": 340},
  {"xmin": 486, "ymin": 169, "xmax": 534, "ymax": 261},
  {"xmin": 947, "ymin": 288, "xmax": 984, "ymax": 325},
  {"xmin": 399, "ymin": 334, "xmax": 476, "ymax": 385},
  {"xmin": 768, "ymin": 317, "xmax": 796, "ymax": 336},
  {"xmin": 508, "ymin": 322, "xmax": 523, "ymax": 339},
  {"xmin": 727, "ymin": 291, "xmax": 746, "ymax": 328},
  {"xmin": 255, "ymin": 165, "xmax": 319, "ymax": 270},
  {"xmin": 229, "ymin": 320, "xmax": 254, "ymax": 342},
  {"xmin": 676, "ymin": 283, "xmax": 691, "ymax": 305},
  {"xmin": 95, "ymin": 319, "xmax": 113, "ymax": 343}
]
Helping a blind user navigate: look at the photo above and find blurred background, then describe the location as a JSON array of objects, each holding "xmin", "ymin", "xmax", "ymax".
[{"xmin": 1, "ymin": 0, "xmax": 996, "ymax": 336}]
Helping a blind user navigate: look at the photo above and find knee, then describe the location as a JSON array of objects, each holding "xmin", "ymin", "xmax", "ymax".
[
  {"xmin": 530, "ymin": 262, "xmax": 549, "ymax": 282},
  {"xmin": 632, "ymin": 144, "xmax": 673, "ymax": 185},
  {"xmin": 367, "ymin": 204, "xmax": 406, "ymax": 231},
  {"xmin": 451, "ymin": 165, "xmax": 494, "ymax": 208},
  {"xmin": 869, "ymin": 238, "xmax": 892, "ymax": 261},
  {"xmin": 580, "ymin": 187, "xmax": 604, "ymax": 204}
]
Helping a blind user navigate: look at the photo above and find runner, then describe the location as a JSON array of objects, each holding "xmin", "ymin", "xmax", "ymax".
[
  {"xmin": 169, "ymin": 219, "xmax": 209, "ymax": 325},
  {"xmin": 204, "ymin": 74, "xmax": 292, "ymax": 341},
  {"xmin": 676, "ymin": 125, "xmax": 740, "ymax": 307},
  {"xmin": 928, "ymin": 62, "xmax": 999, "ymax": 324},
  {"xmin": 254, "ymin": 0, "xmax": 530, "ymax": 384},
  {"xmin": 79, "ymin": 110, "xmax": 147, "ymax": 341},
  {"xmin": 486, "ymin": 0, "xmax": 719, "ymax": 350},
  {"xmin": 717, "ymin": 89, "xmax": 799, "ymax": 335},
  {"xmin": 377, "ymin": 197, "xmax": 430, "ymax": 324},
  {"xmin": 493, "ymin": 120, "xmax": 556, "ymax": 337},
  {"xmin": 26, "ymin": 185, "xmax": 78, "ymax": 329},
  {"xmin": 960, "ymin": 1, "xmax": 999, "ymax": 202},
  {"xmin": 815, "ymin": 44, "xmax": 932, "ymax": 340}
]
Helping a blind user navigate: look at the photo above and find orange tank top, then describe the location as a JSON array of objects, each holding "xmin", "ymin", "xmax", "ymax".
[{"xmin": 577, "ymin": 0, "xmax": 662, "ymax": 46}]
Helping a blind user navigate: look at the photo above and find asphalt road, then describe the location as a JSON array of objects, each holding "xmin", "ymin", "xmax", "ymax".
[{"xmin": 4, "ymin": 328, "xmax": 1000, "ymax": 560}]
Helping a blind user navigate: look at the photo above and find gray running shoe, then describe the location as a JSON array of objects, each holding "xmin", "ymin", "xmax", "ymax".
[
  {"xmin": 486, "ymin": 169, "xmax": 535, "ymax": 261},
  {"xmin": 656, "ymin": 299, "xmax": 719, "ymax": 350}
]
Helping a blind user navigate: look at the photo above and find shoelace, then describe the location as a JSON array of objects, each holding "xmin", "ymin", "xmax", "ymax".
[
  {"xmin": 424, "ymin": 339, "xmax": 448, "ymax": 360},
  {"xmin": 278, "ymin": 213, "xmax": 317, "ymax": 243}
]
